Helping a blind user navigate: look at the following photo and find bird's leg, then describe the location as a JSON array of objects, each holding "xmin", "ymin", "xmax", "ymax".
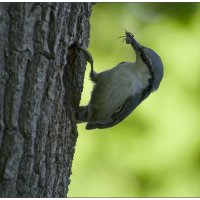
[
  {"xmin": 75, "ymin": 46, "xmax": 95, "ymax": 123},
  {"xmin": 76, "ymin": 45, "xmax": 97, "ymax": 82},
  {"xmin": 77, "ymin": 46, "xmax": 93, "ymax": 70},
  {"xmin": 69, "ymin": 42, "xmax": 94, "ymax": 72}
]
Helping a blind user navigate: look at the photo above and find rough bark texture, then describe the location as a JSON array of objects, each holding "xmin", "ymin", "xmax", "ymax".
[{"xmin": 0, "ymin": 2, "xmax": 92, "ymax": 197}]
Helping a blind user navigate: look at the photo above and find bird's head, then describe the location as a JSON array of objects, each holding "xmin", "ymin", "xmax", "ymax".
[{"xmin": 125, "ymin": 31, "xmax": 164, "ymax": 91}]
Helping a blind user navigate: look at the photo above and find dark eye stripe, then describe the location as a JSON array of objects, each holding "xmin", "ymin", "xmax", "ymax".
[
  {"xmin": 140, "ymin": 50, "xmax": 148, "ymax": 62},
  {"xmin": 139, "ymin": 49, "xmax": 155, "ymax": 100}
]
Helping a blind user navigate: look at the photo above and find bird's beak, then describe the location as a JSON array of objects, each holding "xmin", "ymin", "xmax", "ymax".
[{"xmin": 125, "ymin": 31, "xmax": 142, "ymax": 52}]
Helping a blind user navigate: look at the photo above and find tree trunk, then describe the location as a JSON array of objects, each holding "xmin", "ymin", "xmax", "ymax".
[{"xmin": 0, "ymin": 2, "xmax": 92, "ymax": 197}]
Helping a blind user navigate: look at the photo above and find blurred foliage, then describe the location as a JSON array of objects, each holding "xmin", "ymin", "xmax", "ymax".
[
  {"xmin": 68, "ymin": 3, "xmax": 200, "ymax": 197},
  {"xmin": 134, "ymin": 3, "xmax": 198, "ymax": 24}
]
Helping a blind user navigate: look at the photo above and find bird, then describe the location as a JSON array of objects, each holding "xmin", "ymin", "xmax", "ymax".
[{"xmin": 76, "ymin": 31, "xmax": 164, "ymax": 130}]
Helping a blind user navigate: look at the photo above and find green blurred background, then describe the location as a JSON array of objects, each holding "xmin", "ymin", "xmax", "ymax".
[{"xmin": 68, "ymin": 3, "xmax": 200, "ymax": 197}]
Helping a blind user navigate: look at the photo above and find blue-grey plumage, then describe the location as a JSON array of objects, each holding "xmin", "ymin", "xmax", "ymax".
[{"xmin": 77, "ymin": 31, "xmax": 164, "ymax": 130}]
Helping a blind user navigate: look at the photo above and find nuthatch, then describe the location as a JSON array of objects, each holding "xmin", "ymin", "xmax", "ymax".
[{"xmin": 76, "ymin": 31, "xmax": 163, "ymax": 130}]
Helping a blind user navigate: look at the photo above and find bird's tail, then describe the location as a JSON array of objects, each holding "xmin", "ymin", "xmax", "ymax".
[{"xmin": 76, "ymin": 106, "xmax": 89, "ymax": 123}]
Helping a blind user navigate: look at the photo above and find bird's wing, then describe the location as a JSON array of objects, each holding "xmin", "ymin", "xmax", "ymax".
[{"xmin": 86, "ymin": 92, "xmax": 148, "ymax": 130}]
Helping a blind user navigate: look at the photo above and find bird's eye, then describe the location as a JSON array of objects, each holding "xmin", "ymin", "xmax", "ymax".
[{"xmin": 142, "ymin": 56, "xmax": 147, "ymax": 62}]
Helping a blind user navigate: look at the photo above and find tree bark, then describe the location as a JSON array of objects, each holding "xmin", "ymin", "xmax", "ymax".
[{"xmin": 0, "ymin": 2, "xmax": 92, "ymax": 197}]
